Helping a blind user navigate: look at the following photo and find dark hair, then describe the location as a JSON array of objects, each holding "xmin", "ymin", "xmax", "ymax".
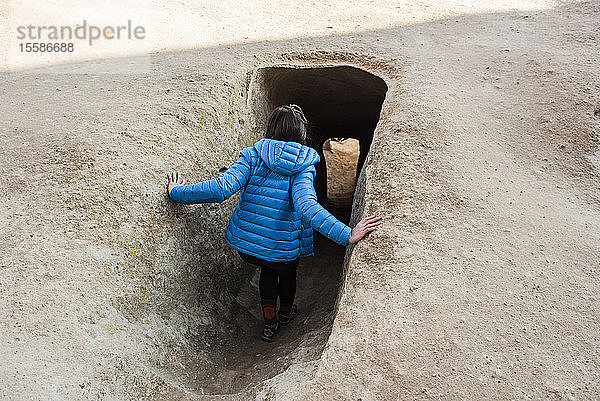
[{"xmin": 265, "ymin": 104, "xmax": 309, "ymax": 145}]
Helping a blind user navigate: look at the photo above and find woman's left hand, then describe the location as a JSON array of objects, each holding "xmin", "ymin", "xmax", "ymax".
[{"xmin": 167, "ymin": 171, "xmax": 186, "ymax": 197}]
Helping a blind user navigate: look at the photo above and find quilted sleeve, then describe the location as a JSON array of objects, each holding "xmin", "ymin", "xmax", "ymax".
[
  {"xmin": 291, "ymin": 165, "xmax": 352, "ymax": 246},
  {"xmin": 169, "ymin": 148, "xmax": 254, "ymax": 204}
]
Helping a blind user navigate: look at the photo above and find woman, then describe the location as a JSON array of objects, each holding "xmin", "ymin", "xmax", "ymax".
[{"xmin": 167, "ymin": 104, "xmax": 380, "ymax": 342}]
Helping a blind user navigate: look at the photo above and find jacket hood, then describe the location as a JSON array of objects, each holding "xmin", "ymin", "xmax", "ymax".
[{"xmin": 254, "ymin": 138, "xmax": 320, "ymax": 176}]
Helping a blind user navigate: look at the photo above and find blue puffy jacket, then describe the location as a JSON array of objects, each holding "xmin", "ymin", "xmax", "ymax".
[{"xmin": 169, "ymin": 138, "xmax": 352, "ymax": 262}]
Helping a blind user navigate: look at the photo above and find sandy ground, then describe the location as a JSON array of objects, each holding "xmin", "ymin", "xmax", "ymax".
[{"xmin": 1, "ymin": 0, "xmax": 600, "ymax": 400}]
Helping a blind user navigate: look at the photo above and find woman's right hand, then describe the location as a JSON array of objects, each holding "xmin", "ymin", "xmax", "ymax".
[{"xmin": 348, "ymin": 215, "xmax": 381, "ymax": 244}]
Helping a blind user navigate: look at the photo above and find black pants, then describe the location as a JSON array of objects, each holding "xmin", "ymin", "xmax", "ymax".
[{"xmin": 238, "ymin": 251, "xmax": 299, "ymax": 310}]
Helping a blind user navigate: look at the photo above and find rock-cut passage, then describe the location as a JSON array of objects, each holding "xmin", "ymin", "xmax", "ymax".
[{"xmin": 194, "ymin": 66, "xmax": 387, "ymax": 395}]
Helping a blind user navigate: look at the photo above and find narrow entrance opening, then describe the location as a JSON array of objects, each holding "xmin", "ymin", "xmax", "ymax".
[
  {"xmin": 251, "ymin": 66, "xmax": 388, "ymax": 206},
  {"xmin": 197, "ymin": 66, "xmax": 387, "ymax": 395}
]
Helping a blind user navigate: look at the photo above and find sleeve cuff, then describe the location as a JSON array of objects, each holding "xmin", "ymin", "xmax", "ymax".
[
  {"xmin": 342, "ymin": 225, "xmax": 352, "ymax": 246},
  {"xmin": 169, "ymin": 185, "xmax": 183, "ymax": 202}
]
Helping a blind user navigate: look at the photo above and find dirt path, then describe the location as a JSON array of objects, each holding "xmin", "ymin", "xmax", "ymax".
[{"xmin": 217, "ymin": 232, "xmax": 347, "ymax": 394}]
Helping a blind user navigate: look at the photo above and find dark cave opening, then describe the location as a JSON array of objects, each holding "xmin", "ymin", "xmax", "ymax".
[{"xmin": 256, "ymin": 66, "xmax": 388, "ymax": 206}]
